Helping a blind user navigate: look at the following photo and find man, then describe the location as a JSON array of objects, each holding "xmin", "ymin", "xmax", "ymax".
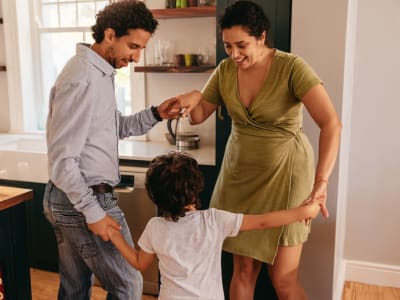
[{"xmin": 43, "ymin": 1, "xmax": 179, "ymax": 299}]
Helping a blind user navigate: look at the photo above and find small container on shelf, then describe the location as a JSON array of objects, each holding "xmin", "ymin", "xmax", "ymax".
[
  {"xmin": 174, "ymin": 54, "xmax": 185, "ymax": 66},
  {"xmin": 188, "ymin": 0, "xmax": 198, "ymax": 7},
  {"xmin": 166, "ymin": 0, "xmax": 176, "ymax": 8},
  {"xmin": 176, "ymin": 0, "xmax": 187, "ymax": 8},
  {"xmin": 199, "ymin": 0, "xmax": 215, "ymax": 6}
]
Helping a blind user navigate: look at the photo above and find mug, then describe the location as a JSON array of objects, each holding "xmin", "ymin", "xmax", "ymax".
[
  {"xmin": 174, "ymin": 54, "xmax": 185, "ymax": 66},
  {"xmin": 184, "ymin": 54, "xmax": 194, "ymax": 67}
]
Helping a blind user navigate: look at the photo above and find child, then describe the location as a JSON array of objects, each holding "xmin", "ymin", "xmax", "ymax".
[{"xmin": 107, "ymin": 152, "xmax": 319, "ymax": 300}]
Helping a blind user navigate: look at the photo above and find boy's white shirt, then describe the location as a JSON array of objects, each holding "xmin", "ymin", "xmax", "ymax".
[{"xmin": 138, "ymin": 208, "xmax": 243, "ymax": 300}]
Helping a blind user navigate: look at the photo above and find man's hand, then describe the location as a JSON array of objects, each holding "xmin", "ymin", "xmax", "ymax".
[
  {"xmin": 157, "ymin": 97, "xmax": 181, "ymax": 119},
  {"xmin": 87, "ymin": 215, "xmax": 121, "ymax": 241}
]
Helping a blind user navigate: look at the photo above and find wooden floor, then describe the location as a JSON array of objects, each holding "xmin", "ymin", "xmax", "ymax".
[
  {"xmin": 31, "ymin": 269, "xmax": 400, "ymax": 300},
  {"xmin": 342, "ymin": 281, "xmax": 400, "ymax": 300},
  {"xmin": 30, "ymin": 268, "xmax": 157, "ymax": 300}
]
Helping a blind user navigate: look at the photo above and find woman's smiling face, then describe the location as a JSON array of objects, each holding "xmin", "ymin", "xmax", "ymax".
[{"xmin": 222, "ymin": 25, "xmax": 266, "ymax": 70}]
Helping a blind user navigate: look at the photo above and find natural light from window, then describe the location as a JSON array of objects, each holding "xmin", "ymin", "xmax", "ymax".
[{"xmin": 33, "ymin": 0, "xmax": 132, "ymax": 131}]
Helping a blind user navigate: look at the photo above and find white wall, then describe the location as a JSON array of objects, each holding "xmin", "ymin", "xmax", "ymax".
[
  {"xmin": 293, "ymin": 0, "xmax": 400, "ymax": 299},
  {"xmin": 344, "ymin": 0, "xmax": 400, "ymax": 286},
  {"xmin": 345, "ymin": 0, "xmax": 400, "ymax": 264},
  {"xmin": 291, "ymin": 0, "xmax": 348, "ymax": 299}
]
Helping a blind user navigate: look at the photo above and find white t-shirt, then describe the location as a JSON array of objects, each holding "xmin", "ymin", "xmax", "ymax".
[{"xmin": 138, "ymin": 208, "xmax": 243, "ymax": 300}]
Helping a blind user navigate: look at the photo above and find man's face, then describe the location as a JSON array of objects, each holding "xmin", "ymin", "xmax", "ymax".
[{"xmin": 105, "ymin": 28, "xmax": 151, "ymax": 68}]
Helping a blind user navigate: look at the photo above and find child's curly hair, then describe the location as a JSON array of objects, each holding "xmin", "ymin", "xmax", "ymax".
[
  {"xmin": 145, "ymin": 152, "xmax": 204, "ymax": 222},
  {"xmin": 91, "ymin": 0, "xmax": 158, "ymax": 43}
]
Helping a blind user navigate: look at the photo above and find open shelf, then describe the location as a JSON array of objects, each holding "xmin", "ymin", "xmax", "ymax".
[
  {"xmin": 134, "ymin": 65, "xmax": 215, "ymax": 73},
  {"xmin": 151, "ymin": 6, "xmax": 215, "ymax": 19}
]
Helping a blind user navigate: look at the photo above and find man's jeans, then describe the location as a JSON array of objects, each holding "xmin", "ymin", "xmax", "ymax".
[{"xmin": 43, "ymin": 182, "xmax": 143, "ymax": 300}]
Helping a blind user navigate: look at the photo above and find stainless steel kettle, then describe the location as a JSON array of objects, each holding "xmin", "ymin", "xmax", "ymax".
[{"xmin": 166, "ymin": 117, "xmax": 200, "ymax": 150}]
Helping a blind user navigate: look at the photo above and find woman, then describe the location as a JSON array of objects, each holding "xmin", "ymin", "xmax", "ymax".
[{"xmin": 178, "ymin": 1, "xmax": 342, "ymax": 299}]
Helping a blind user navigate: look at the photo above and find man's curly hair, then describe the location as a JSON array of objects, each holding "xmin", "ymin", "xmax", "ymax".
[
  {"xmin": 91, "ymin": 0, "xmax": 158, "ymax": 43},
  {"xmin": 145, "ymin": 152, "xmax": 204, "ymax": 222},
  {"xmin": 219, "ymin": 0, "xmax": 272, "ymax": 47}
]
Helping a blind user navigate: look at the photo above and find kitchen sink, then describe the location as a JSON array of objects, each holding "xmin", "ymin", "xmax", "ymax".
[{"xmin": 0, "ymin": 134, "xmax": 48, "ymax": 183}]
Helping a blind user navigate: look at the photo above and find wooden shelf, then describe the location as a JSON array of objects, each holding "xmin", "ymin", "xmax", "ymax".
[
  {"xmin": 151, "ymin": 6, "xmax": 216, "ymax": 19},
  {"xmin": 134, "ymin": 64, "xmax": 215, "ymax": 73}
]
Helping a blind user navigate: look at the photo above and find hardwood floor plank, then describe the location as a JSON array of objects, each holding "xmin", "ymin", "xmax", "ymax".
[
  {"xmin": 342, "ymin": 281, "xmax": 400, "ymax": 300},
  {"xmin": 30, "ymin": 268, "xmax": 157, "ymax": 300}
]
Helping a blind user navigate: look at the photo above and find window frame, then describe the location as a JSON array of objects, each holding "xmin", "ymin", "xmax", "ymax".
[{"xmin": 2, "ymin": 0, "xmax": 144, "ymax": 135}]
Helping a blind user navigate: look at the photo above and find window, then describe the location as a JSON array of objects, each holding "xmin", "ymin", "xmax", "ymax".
[{"xmin": 31, "ymin": 0, "xmax": 132, "ymax": 131}]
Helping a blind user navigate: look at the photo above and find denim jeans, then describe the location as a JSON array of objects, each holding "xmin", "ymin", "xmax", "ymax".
[{"xmin": 43, "ymin": 182, "xmax": 143, "ymax": 300}]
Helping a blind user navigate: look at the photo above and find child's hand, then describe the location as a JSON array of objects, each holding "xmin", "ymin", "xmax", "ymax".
[
  {"xmin": 306, "ymin": 199, "xmax": 320, "ymax": 218},
  {"xmin": 301, "ymin": 199, "xmax": 320, "ymax": 225}
]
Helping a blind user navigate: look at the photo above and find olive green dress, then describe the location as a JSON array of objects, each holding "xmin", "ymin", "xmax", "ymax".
[{"xmin": 202, "ymin": 50, "xmax": 321, "ymax": 264}]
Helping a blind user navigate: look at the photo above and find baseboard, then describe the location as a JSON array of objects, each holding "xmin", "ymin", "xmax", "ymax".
[
  {"xmin": 333, "ymin": 259, "xmax": 346, "ymax": 300},
  {"xmin": 345, "ymin": 259, "xmax": 400, "ymax": 288}
]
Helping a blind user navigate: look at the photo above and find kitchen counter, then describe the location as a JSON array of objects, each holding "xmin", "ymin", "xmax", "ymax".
[
  {"xmin": 0, "ymin": 134, "xmax": 215, "ymax": 183},
  {"xmin": 119, "ymin": 139, "xmax": 215, "ymax": 166}
]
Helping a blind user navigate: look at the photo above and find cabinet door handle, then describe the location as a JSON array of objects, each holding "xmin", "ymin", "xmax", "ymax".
[{"xmin": 114, "ymin": 187, "xmax": 135, "ymax": 193}]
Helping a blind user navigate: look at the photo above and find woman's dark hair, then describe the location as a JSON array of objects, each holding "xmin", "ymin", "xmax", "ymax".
[
  {"xmin": 219, "ymin": 1, "xmax": 271, "ymax": 46},
  {"xmin": 91, "ymin": 0, "xmax": 158, "ymax": 43},
  {"xmin": 145, "ymin": 152, "xmax": 204, "ymax": 222}
]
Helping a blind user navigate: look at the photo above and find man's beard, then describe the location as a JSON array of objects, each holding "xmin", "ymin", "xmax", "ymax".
[{"xmin": 106, "ymin": 47, "xmax": 117, "ymax": 68}]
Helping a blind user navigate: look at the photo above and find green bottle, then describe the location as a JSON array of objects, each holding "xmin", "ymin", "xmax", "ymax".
[
  {"xmin": 181, "ymin": 0, "xmax": 187, "ymax": 8},
  {"xmin": 176, "ymin": 0, "xmax": 181, "ymax": 8}
]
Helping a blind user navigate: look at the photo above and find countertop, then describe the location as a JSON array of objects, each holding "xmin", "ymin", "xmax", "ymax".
[
  {"xmin": 119, "ymin": 139, "xmax": 215, "ymax": 166},
  {"xmin": 0, "ymin": 186, "xmax": 33, "ymax": 211},
  {"xmin": 0, "ymin": 134, "xmax": 215, "ymax": 183}
]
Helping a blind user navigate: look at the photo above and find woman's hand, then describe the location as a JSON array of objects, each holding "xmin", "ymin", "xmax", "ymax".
[
  {"xmin": 308, "ymin": 180, "xmax": 329, "ymax": 218},
  {"xmin": 176, "ymin": 90, "xmax": 203, "ymax": 117}
]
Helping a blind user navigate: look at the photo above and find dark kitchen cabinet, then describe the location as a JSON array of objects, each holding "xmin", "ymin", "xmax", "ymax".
[
  {"xmin": 0, "ymin": 187, "xmax": 33, "ymax": 300},
  {"xmin": 214, "ymin": 1, "xmax": 292, "ymax": 299},
  {"xmin": 0, "ymin": 180, "xmax": 59, "ymax": 272}
]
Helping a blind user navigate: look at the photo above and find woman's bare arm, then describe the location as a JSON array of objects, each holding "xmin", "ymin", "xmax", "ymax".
[{"xmin": 302, "ymin": 84, "xmax": 342, "ymax": 218}]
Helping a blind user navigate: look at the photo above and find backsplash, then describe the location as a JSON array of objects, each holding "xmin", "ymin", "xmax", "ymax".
[{"xmin": 137, "ymin": 16, "xmax": 217, "ymax": 147}]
